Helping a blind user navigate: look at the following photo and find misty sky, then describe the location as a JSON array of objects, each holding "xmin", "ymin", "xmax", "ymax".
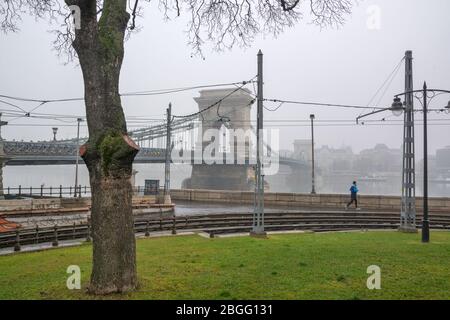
[{"xmin": 1, "ymin": 0, "xmax": 449, "ymax": 158}]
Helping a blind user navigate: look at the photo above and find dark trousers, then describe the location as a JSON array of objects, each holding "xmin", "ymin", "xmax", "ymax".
[{"xmin": 347, "ymin": 196, "xmax": 358, "ymax": 208}]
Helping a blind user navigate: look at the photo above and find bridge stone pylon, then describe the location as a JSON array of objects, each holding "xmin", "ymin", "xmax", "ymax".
[{"xmin": 184, "ymin": 88, "xmax": 256, "ymax": 191}]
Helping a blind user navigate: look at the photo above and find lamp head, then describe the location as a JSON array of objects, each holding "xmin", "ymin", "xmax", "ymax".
[
  {"xmin": 310, "ymin": 114, "xmax": 315, "ymax": 120},
  {"xmin": 219, "ymin": 117, "xmax": 231, "ymax": 129},
  {"xmin": 391, "ymin": 97, "xmax": 404, "ymax": 117}
]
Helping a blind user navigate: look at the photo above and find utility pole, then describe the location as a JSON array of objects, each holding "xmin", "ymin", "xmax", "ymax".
[
  {"xmin": 422, "ymin": 82, "xmax": 430, "ymax": 242},
  {"xmin": 251, "ymin": 50, "xmax": 266, "ymax": 237},
  {"xmin": 399, "ymin": 50, "xmax": 417, "ymax": 232},
  {"xmin": 74, "ymin": 118, "xmax": 82, "ymax": 198},
  {"xmin": 164, "ymin": 103, "xmax": 172, "ymax": 204},
  {"xmin": 310, "ymin": 114, "xmax": 316, "ymax": 194}
]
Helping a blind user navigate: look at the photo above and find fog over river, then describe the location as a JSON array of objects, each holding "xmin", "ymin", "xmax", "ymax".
[{"xmin": 4, "ymin": 164, "xmax": 449, "ymax": 197}]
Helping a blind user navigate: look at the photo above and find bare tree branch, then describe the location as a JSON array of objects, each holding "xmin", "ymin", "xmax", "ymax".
[
  {"xmin": 129, "ymin": 0, "xmax": 139, "ymax": 30},
  {"xmin": 0, "ymin": 0, "xmax": 353, "ymax": 59},
  {"xmin": 156, "ymin": 0, "xmax": 353, "ymax": 56}
]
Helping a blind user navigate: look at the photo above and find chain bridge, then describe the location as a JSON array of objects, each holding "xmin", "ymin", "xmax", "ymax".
[{"xmin": 0, "ymin": 88, "xmax": 309, "ymax": 191}]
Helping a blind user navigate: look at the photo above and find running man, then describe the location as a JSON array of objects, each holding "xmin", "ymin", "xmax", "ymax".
[{"xmin": 346, "ymin": 181, "xmax": 360, "ymax": 210}]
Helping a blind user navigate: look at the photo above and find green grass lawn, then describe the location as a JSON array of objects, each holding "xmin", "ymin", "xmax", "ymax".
[{"xmin": 1, "ymin": 231, "xmax": 450, "ymax": 300}]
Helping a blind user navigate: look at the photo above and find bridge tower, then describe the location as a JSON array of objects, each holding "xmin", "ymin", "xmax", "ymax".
[{"xmin": 183, "ymin": 88, "xmax": 255, "ymax": 190}]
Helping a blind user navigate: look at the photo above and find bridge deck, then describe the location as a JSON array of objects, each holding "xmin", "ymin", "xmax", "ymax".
[{"xmin": 2, "ymin": 141, "xmax": 306, "ymax": 167}]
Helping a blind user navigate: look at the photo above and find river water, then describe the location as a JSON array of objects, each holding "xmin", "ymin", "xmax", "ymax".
[
  {"xmin": 4, "ymin": 164, "xmax": 191, "ymax": 190},
  {"xmin": 3, "ymin": 164, "xmax": 450, "ymax": 197}
]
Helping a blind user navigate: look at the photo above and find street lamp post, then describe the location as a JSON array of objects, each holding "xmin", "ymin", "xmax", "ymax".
[
  {"xmin": 310, "ymin": 114, "xmax": 316, "ymax": 195},
  {"xmin": 52, "ymin": 127, "xmax": 58, "ymax": 141},
  {"xmin": 392, "ymin": 85, "xmax": 450, "ymax": 243},
  {"xmin": 74, "ymin": 118, "xmax": 83, "ymax": 198},
  {"xmin": 164, "ymin": 103, "xmax": 172, "ymax": 205},
  {"xmin": 358, "ymin": 85, "xmax": 450, "ymax": 243},
  {"xmin": 0, "ymin": 113, "xmax": 8, "ymax": 200},
  {"xmin": 422, "ymin": 83, "xmax": 429, "ymax": 243}
]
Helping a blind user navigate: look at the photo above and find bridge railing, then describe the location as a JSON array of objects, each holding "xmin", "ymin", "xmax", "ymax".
[
  {"xmin": 2, "ymin": 185, "xmax": 90, "ymax": 198},
  {"xmin": 1, "ymin": 185, "xmax": 163, "ymax": 199}
]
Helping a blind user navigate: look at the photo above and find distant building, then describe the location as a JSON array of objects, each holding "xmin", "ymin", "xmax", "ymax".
[
  {"xmin": 316, "ymin": 145, "xmax": 354, "ymax": 174},
  {"xmin": 436, "ymin": 146, "xmax": 450, "ymax": 176},
  {"xmin": 279, "ymin": 140, "xmax": 447, "ymax": 196},
  {"xmin": 353, "ymin": 144, "xmax": 401, "ymax": 174}
]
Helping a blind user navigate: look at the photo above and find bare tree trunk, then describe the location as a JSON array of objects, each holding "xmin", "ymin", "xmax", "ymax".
[{"xmin": 67, "ymin": 0, "xmax": 138, "ymax": 294}]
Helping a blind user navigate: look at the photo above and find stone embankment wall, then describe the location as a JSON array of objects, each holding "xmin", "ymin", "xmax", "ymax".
[
  {"xmin": 171, "ymin": 189, "xmax": 450, "ymax": 212},
  {"xmin": 0, "ymin": 195, "xmax": 160, "ymax": 214},
  {"xmin": 1, "ymin": 190, "xmax": 448, "ymax": 213}
]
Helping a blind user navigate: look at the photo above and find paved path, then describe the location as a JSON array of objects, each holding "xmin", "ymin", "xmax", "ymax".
[
  {"xmin": 173, "ymin": 201, "xmax": 387, "ymax": 216},
  {"xmin": 0, "ymin": 239, "xmax": 83, "ymax": 256}
]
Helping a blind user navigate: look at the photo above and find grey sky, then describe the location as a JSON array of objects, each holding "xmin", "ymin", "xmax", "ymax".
[{"xmin": 0, "ymin": 0, "xmax": 449, "ymax": 157}]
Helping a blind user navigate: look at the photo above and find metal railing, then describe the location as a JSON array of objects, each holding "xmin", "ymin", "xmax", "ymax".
[
  {"xmin": 2, "ymin": 185, "xmax": 90, "ymax": 198},
  {"xmin": 2, "ymin": 211, "xmax": 450, "ymax": 251},
  {"xmin": 1, "ymin": 185, "xmax": 163, "ymax": 198},
  {"xmin": 0, "ymin": 216, "xmax": 177, "ymax": 251}
]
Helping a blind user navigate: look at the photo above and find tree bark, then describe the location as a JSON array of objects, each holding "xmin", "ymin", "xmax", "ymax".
[{"xmin": 67, "ymin": 0, "xmax": 139, "ymax": 294}]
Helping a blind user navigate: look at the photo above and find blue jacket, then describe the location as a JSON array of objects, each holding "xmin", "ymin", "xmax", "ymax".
[{"xmin": 350, "ymin": 185, "xmax": 359, "ymax": 194}]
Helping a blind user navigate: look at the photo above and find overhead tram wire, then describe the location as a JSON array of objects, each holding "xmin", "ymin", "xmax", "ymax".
[
  {"xmin": 0, "ymin": 111, "xmax": 169, "ymax": 127},
  {"xmin": 2, "ymin": 76, "xmax": 447, "ymax": 133},
  {"xmin": 262, "ymin": 123, "xmax": 450, "ymax": 127},
  {"xmin": 0, "ymin": 99, "xmax": 28, "ymax": 113},
  {"xmin": 5, "ymin": 121, "xmax": 450, "ymax": 128},
  {"xmin": 263, "ymin": 99, "xmax": 385, "ymax": 110},
  {"xmin": 263, "ymin": 57, "xmax": 404, "ymax": 115},
  {"xmin": 172, "ymin": 77, "xmax": 257, "ymax": 119},
  {"xmin": 0, "ymin": 80, "xmax": 255, "ymax": 126},
  {"xmin": 374, "ymin": 60, "xmax": 404, "ymax": 109},
  {"xmin": 6, "ymin": 120, "xmax": 449, "ymax": 125},
  {"xmin": 197, "ymin": 118, "xmax": 449, "ymax": 124},
  {"xmin": 1, "ymin": 107, "xmax": 446, "ymax": 126},
  {"xmin": 358, "ymin": 55, "xmax": 406, "ymax": 117},
  {"xmin": 121, "ymin": 81, "xmax": 256, "ymax": 97},
  {"xmin": 0, "ymin": 80, "xmax": 255, "ymax": 104},
  {"xmin": 262, "ymin": 99, "xmax": 450, "ymax": 113},
  {"xmin": 263, "ymin": 102, "xmax": 284, "ymax": 112},
  {"xmin": 123, "ymin": 81, "xmax": 257, "ymax": 143},
  {"xmin": 5, "ymin": 116, "xmax": 448, "ymax": 128}
]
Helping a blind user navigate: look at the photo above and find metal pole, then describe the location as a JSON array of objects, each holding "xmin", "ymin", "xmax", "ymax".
[
  {"xmin": 52, "ymin": 127, "xmax": 58, "ymax": 142},
  {"xmin": 164, "ymin": 103, "xmax": 172, "ymax": 204},
  {"xmin": 74, "ymin": 118, "xmax": 82, "ymax": 197},
  {"xmin": 422, "ymin": 82, "xmax": 430, "ymax": 243},
  {"xmin": 251, "ymin": 50, "xmax": 266, "ymax": 236},
  {"xmin": 0, "ymin": 113, "xmax": 8, "ymax": 200},
  {"xmin": 14, "ymin": 229, "xmax": 21, "ymax": 252},
  {"xmin": 310, "ymin": 114, "xmax": 316, "ymax": 194},
  {"xmin": 399, "ymin": 50, "xmax": 417, "ymax": 232},
  {"xmin": 258, "ymin": 50, "xmax": 264, "ymax": 234}
]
